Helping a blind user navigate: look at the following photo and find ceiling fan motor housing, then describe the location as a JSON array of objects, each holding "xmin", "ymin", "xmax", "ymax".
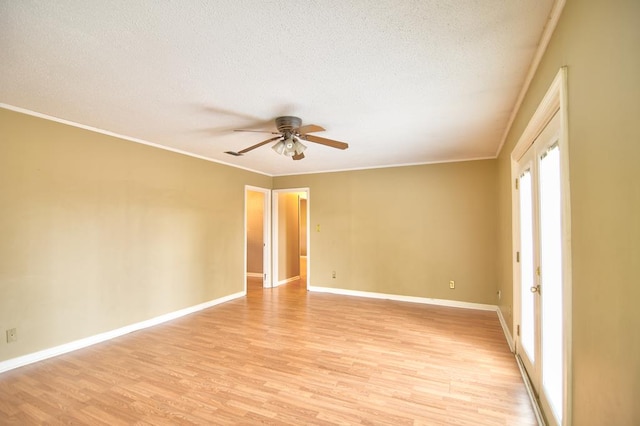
[{"xmin": 275, "ymin": 116, "xmax": 302, "ymax": 134}]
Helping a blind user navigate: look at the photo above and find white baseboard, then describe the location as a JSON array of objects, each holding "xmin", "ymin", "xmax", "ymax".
[
  {"xmin": 308, "ymin": 287, "xmax": 521, "ymax": 351},
  {"xmin": 0, "ymin": 291, "xmax": 245, "ymax": 374},
  {"xmin": 246, "ymin": 272, "xmax": 263, "ymax": 278},
  {"xmin": 516, "ymin": 354, "xmax": 546, "ymax": 426},
  {"xmin": 276, "ymin": 276, "xmax": 301, "ymax": 287},
  {"xmin": 307, "ymin": 286, "xmax": 497, "ymax": 311},
  {"xmin": 497, "ymin": 307, "xmax": 515, "ymax": 352}
]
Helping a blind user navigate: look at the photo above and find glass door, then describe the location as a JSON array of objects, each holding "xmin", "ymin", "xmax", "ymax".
[
  {"xmin": 515, "ymin": 112, "xmax": 564, "ymax": 425},
  {"xmin": 539, "ymin": 142, "xmax": 563, "ymax": 420},
  {"xmin": 516, "ymin": 163, "xmax": 538, "ymax": 377}
]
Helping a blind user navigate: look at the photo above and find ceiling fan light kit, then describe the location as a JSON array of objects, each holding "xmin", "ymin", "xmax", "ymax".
[
  {"xmin": 230, "ymin": 116, "xmax": 348, "ymax": 161},
  {"xmin": 272, "ymin": 140, "xmax": 284, "ymax": 155},
  {"xmin": 294, "ymin": 139, "xmax": 307, "ymax": 154},
  {"xmin": 283, "ymin": 137, "xmax": 296, "ymax": 157}
]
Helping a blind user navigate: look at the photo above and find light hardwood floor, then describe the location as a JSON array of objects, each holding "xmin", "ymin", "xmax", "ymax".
[{"xmin": 0, "ymin": 279, "xmax": 536, "ymax": 425}]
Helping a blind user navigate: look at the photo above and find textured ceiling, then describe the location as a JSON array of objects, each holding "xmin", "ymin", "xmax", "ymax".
[{"xmin": 0, "ymin": 1, "xmax": 556, "ymax": 176}]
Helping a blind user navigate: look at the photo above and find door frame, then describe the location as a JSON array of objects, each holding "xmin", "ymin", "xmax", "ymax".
[
  {"xmin": 510, "ymin": 67, "xmax": 571, "ymax": 426},
  {"xmin": 244, "ymin": 185, "xmax": 272, "ymax": 290},
  {"xmin": 272, "ymin": 188, "xmax": 310, "ymax": 289},
  {"xmin": 513, "ymin": 147, "xmax": 541, "ymax": 380}
]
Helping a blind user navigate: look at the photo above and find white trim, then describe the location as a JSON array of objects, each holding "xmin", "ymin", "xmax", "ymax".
[
  {"xmin": 276, "ymin": 276, "xmax": 301, "ymax": 287},
  {"xmin": 558, "ymin": 68, "xmax": 572, "ymax": 426},
  {"xmin": 511, "ymin": 73, "xmax": 564, "ymax": 162},
  {"xmin": 308, "ymin": 287, "xmax": 517, "ymax": 350},
  {"xmin": 516, "ymin": 355, "xmax": 547, "ymax": 426},
  {"xmin": 303, "ymin": 189, "xmax": 311, "ymax": 289},
  {"xmin": 246, "ymin": 272, "xmax": 263, "ymax": 278},
  {"xmin": 271, "ymin": 190, "xmax": 279, "ymax": 287},
  {"xmin": 1, "ymin": 103, "xmax": 494, "ymax": 177},
  {"xmin": 495, "ymin": 0, "xmax": 567, "ymax": 157},
  {"xmin": 497, "ymin": 307, "xmax": 515, "ymax": 352},
  {"xmin": 0, "ymin": 291, "xmax": 244, "ymax": 374},
  {"xmin": 271, "ymin": 156, "xmax": 496, "ymax": 177},
  {"xmin": 0, "ymin": 104, "xmax": 270, "ymax": 177},
  {"xmin": 308, "ymin": 286, "xmax": 497, "ymax": 311}
]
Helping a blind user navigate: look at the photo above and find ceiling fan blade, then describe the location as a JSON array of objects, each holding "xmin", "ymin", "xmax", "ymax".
[
  {"xmin": 233, "ymin": 129, "xmax": 280, "ymax": 135},
  {"xmin": 292, "ymin": 152, "xmax": 305, "ymax": 161},
  {"xmin": 296, "ymin": 124, "xmax": 325, "ymax": 134},
  {"xmin": 303, "ymin": 134, "xmax": 349, "ymax": 150},
  {"xmin": 237, "ymin": 136, "xmax": 282, "ymax": 154}
]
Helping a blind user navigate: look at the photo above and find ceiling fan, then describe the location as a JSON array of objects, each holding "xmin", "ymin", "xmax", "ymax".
[{"xmin": 225, "ymin": 116, "xmax": 349, "ymax": 161}]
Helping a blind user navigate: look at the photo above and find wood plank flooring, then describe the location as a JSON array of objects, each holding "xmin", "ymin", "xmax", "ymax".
[{"xmin": 0, "ymin": 279, "xmax": 536, "ymax": 425}]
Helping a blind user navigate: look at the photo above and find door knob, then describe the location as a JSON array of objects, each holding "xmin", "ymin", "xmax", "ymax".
[{"xmin": 530, "ymin": 285, "xmax": 540, "ymax": 293}]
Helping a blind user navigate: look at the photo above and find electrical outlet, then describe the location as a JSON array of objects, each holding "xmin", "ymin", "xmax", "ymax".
[
  {"xmin": 332, "ymin": 271, "xmax": 336, "ymax": 279},
  {"xmin": 6, "ymin": 328, "xmax": 17, "ymax": 343},
  {"xmin": 449, "ymin": 280, "xmax": 455, "ymax": 289}
]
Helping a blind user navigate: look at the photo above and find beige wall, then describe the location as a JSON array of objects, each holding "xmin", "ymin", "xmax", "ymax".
[
  {"xmin": 496, "ymin": 1, "xmax": 640, "ymax": 424},
  {"xmin": 246, "ymin": 190, "xmax": 264, "ymax": 274},
  {"xmin": 274, "ymin": 160, "xmax": 499, "ymax": 304},
  {"xmin": 0, "ymin": 108, "xmax": 271, "ymax": 362}
]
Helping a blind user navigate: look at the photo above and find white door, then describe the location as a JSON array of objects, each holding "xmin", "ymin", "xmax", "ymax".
[{"xmin": 515, "ymin": 111, "xmax": 566, "ymax": 425}]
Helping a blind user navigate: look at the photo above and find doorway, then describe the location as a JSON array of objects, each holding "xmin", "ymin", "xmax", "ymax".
[
  {"xmin": 272, "ymin": 188, "xmax": 310, "ymax": 289},
  {"xmin": 245, "ymin": 186, "xmax": 271, "ymax": 290},
  {"xmin": 511, "ymin": 69, "xmax": 571, "ymax": 426}
]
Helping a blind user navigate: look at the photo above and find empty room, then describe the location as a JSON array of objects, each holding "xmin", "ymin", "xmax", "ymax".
[{"xmin": 1, "ymin": 1, "xmax": 638, "ymax": 425}]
